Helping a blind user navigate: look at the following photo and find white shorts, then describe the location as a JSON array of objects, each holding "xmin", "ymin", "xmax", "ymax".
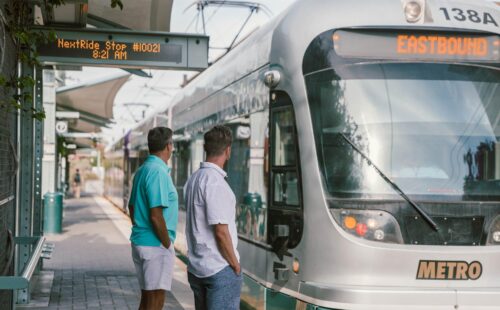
[{"xmin": 131, "ymin": 244, "xmax": 175, "ymax": 291}]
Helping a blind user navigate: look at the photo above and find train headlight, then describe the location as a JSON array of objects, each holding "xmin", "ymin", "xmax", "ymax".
[
  {"xmin": 263, "ymin": 70, "xmax": 281, "ymax": 89},
  {"xmin": 374, "ymin": 229, "xmax": 385, "ymax": 241},
  {"xmin": 493, "ymin": 232, "xmax": 500, "ymax": 243},
  {"xmin": 487, "ymin": 215, "xmax": 500, "ymax": 245},
  {"xmin": 331, "ymin": 209, "xmax": 404, "ymax": 244},
  {"xmin": 292, "ymin": 258, "xmax": 300, "ymax": 274},
  {"xmin": 402, "ymin": 0, "xmax": 424, "ymax": 23},
  {"xmin": 344, "ymin": 216, "xmax": 357, "ymax": 229}
]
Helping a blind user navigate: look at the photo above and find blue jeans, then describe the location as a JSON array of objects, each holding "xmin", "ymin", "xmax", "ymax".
[{"xmin": 188, "ymin": 265, "xmax": 243, "ymax": 310}]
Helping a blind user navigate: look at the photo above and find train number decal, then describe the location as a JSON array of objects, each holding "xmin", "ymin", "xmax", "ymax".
[
  {"xmin": 416, "ymin": 260, "xmax": 482, "ymax": 280},
  {"xmin": 439, "ymin": 7, "xmax": 498, "ymax": 27}
]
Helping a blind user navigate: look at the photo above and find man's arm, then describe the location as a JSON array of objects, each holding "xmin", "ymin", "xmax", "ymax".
[
  {"xmin": 150, "ymin": 207, "xmax": 171, "ymax": 249},
  {"xmin": 214, "ymin": 224, "xmax": 240, "ymax": 274},
  {"xmin": 128, "ymin": 205, "xmax": 135, "ymax": 225}
]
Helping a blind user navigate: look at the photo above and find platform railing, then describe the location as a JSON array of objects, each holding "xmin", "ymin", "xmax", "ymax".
[{"xmin": 0, "ymin": 235, "xmax": 49, "ymax": 303}]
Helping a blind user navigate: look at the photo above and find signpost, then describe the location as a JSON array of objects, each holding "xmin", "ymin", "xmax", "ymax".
[
  {"xmin": 37, "ymin": 28, "xmax": 209, "ymax": 70},
  {"xmin": 55, "ymin": 121, "xmax": 68, "ymax": 134}
]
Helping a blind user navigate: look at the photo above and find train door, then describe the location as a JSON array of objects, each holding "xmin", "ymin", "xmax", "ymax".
[
  {"xmin": 235, "ymin": 111, "xmax": 268, "ymax": 244},
  {"xmin": 224, "ymin": 122, "xmax": 251, "ymax": 205},
  {"xmin": 172, "ymin": 141, "xmax": 190, "ymax": 208},
  {"xmin": 267, "ymin": 91, "xmax": 304, "ymax": 267},
  {"xmin": 190, "ymin": 135, "xmax": 205, "ymax": 173}
]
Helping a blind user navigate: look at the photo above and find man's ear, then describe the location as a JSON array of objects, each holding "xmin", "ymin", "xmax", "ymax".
[{"xmin": 164, "ymin": 143, "xmax": 172, "ymax": 155}]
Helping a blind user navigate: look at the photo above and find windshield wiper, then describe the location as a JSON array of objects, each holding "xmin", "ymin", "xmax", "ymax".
[{"xmin": 339, "ymin": 133, "xmax": 439, "ymax": 232}]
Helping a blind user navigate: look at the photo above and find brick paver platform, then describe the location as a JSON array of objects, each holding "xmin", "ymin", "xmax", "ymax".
[{"xmin": 33, "ymin": 194, "xmax": 188, "ymax": 310}]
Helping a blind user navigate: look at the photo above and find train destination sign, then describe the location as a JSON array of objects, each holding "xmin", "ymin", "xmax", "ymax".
[
  {"xmin": 333, "ymin": 30, "xmax": 499, "ymax": 62},
  {"xmin": 37, "ymin": 29, "xmax": 209, "ymax": 70}
]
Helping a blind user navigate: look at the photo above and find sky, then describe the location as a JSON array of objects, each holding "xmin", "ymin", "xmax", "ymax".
[{"xmin": 64, "ymin": 0, "xmax": 295, "ymax": 144}]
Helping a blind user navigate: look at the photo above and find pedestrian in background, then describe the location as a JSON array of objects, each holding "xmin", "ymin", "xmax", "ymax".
[
  {"xmin": 73, "ymin": 169, "xmax": 82, "ymax": 198},
  {"xmin": 184, "ymin": 125, "xmax": 242, "ymax": 310},
  {"xmin": 128, "ymin": 127, "xmax": 179, "ymax": 310}
]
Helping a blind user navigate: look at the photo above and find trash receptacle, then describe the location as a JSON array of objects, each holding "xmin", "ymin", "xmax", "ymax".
[{"xmin": 43, "ymin": 192, "xmax": 63, "ymax": 234}]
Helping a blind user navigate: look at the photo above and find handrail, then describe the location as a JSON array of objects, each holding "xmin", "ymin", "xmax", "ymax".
[
  {"xmin": 0, "ymin": 195, "xmax": 15, "ymax": 208},
  {"xmin": 8, "ymin": 139, "xmax": 19, "ymax": 173},
  {"xmin": 1, "ymin": 229, "xmax": 15, "ymax": 276},
  {"xmin": 0, "ymin": 236, "xmax": 45, "ymax": 290},
  {"xmin": 21, "ymin": 236, "xmax": 45, "ymax": 281}
]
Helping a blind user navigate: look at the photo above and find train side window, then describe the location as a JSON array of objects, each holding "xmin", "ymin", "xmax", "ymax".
[
  {"xmin": 273, "ymin": 171, "xmax": 299, "ymax": 206},
  {"xmin": 270, "ymin": 103, "xmax": 301, "ymax": 208},
  {"xmin": 272, "ymin": 108, "xmax": 297, "ymax": 166},
  {"xmin": 172, "ymin": 141, "xmax": 190, "ymax": 209},
  {"xmin": 268, "ymin": 91, "xmax": 303, "ymax": 250}
]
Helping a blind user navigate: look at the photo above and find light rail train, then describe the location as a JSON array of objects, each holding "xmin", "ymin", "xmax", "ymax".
[{"xmin": 105, "ymin": 0, "xmax": 500, "ymax": 308}]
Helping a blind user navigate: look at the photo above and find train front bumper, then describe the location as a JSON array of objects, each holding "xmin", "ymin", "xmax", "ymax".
[{"xmin": 298, "ymin": 282, "xmax": 500, "ymax": 310}]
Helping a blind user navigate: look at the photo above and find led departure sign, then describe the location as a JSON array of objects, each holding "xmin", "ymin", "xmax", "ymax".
[
  {"xmin": 333, "ymin": 30, "xmax": 499, "ymax": 62},
  {"xmin": 396, "ymin": 35, "xmax": 492, "ymax": 57},
  {"xmin": 37, "ymin": 29, "xmax": 209, "ymax": 70},
  {"xmin": 46, "ymin": 38, "xmax": 182, "ymax": 63}
]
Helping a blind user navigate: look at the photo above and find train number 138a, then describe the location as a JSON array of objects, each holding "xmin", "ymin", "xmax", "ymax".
[{"xmin": 439, "ymin": 8, "xmax": 498, "ymax": 27}]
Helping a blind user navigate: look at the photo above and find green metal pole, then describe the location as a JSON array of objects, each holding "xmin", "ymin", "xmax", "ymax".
[
  {"xmin": 33, "ymin": 67, "xmax": 44, "ymax": 238},
  {"xmin": 16, "ymin": 61, "xmax": 35, "ymax": 305},
  {"xmin": 33, "ymin": 67, "xmax": 44, "ymax": 273}
]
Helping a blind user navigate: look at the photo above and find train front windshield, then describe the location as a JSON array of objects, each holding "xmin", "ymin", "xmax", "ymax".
[{"xmin": 305, "ymin": 63, "xmax": 500, "ymax": 202}]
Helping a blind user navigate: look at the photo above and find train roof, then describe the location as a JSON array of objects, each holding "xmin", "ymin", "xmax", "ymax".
[
  {"xmin": 270, "ymin": 0, "xmax": 499, "ymax": 68},
  {"xmin": 169, "ymin": 0, "xmax": 499, "ymax": 131},
  {"xmin": 169, "ymin": 7, "xmax": 290, "ymax": 131}
]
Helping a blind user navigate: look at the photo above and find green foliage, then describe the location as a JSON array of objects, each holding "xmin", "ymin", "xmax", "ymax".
[
  {"xmin": 1, "ymin": 0, "xmax": 51, "ymax": 120},
  {"xmin": 1, "ymin": 0, "xmax": 124, "ymax": 120},
  {"xmin": 57, "ymin": 135, "xmax": 68, "ymax": 157}
]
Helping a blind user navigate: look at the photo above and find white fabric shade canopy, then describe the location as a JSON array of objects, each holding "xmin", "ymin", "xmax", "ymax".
[{"xmin": 56, "ymin": 73, "xmax": 130, "ymax": 146}]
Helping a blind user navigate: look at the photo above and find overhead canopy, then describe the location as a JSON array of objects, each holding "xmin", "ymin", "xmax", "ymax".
[
  {"xmin": 56, "ymin": 73, "xmax": 130, "ymax": 148},
  {"xmin": 47, "ymin": 0, "xmax": 172, "ymax": 148},
  {"xmin": 88, "ymin": 0, "xmax": 173, "ymax": 31},
  {"xmin": 71, "ymin": 137, "xmax": 96, "ymax": 149}
]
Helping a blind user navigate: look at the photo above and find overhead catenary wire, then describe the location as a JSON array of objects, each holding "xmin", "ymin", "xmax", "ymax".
[
  {"xmin": 184, "ymin": 0, "xmax": 273, "ymax": 54},
  {"xmin": 184, "ymin": 12, "xmax": 199, "ymax": 32},
  {"xmin": 204, "ymin": 0, "xmax": 226, "ymax": 26},
  {"xmin": 227, "ymin": 6, "xmax": 256, "ymax": 51},
  {"xmin": 184, "ymin": 1, "xmax": 272, "ymax": 17}
]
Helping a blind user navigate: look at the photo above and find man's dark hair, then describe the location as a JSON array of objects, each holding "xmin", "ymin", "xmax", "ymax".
[
  {"xmin": 148, "ymin": 127, "xmax": 173, "ymax": 153},
  {"xmin": 204, "ymin": 125, "xmax": 232, "ymax": 157}
]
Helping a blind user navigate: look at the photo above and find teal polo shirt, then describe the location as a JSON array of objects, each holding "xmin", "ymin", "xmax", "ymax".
[{"xmin": 129, "ymin": 155, "xmax": 178, "ymax": 246}]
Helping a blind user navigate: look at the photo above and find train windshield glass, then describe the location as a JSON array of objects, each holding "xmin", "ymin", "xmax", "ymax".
[{"xmin": 304, "ymin": 63, "xmax": 500, "ymax": 201}]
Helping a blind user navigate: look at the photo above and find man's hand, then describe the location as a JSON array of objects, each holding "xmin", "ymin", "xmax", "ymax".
[
  {"xmin": 150, "ymin": 207, "xmax": 171, "ymax": 249},
  {"xmin": 214, "ymin": 224, "xmax": 240, "ymax": 275},
  {"xmin": 233, "ymin": 262, "xmax": 241, "ymax": 275},
  {"xmin": 128, "ymin": 205, "xmax": 135, "ymax": 226}
]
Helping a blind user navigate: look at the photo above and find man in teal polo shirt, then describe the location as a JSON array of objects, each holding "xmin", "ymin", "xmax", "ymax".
[{"xmin": 129, "ymin": 127, "xmax": 178, "ymax": 310}]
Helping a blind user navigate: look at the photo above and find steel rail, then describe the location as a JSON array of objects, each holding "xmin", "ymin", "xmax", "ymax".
[
  {"xmin": 0, "ymin": 195, "xmax": 15, "ymax": 207},
  {"xmin": 0, "ymin": 236, "xmax": 46, "ymax": 290}
]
